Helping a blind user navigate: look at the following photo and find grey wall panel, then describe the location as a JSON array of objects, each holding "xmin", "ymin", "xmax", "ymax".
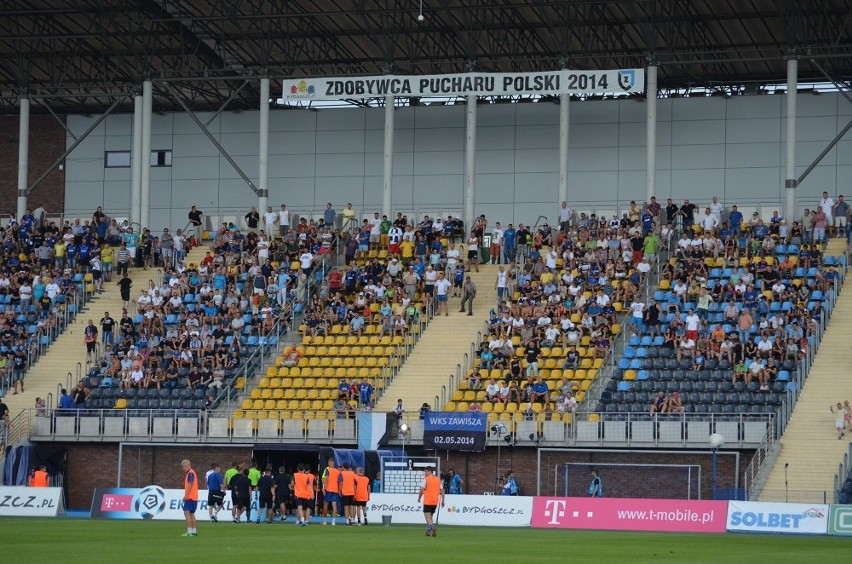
[
  {"xmin": 317, "ymin": 108, "xmax": 365, "ymax": 131},
  {"xmin": 221, "ymin": 110, "xmax": 258, "ymax": 133},
  {"xmin": 413, "ymin": 151, "xmax": 464, "ymax": 175},
  {"xmin": 725, "ymin": 168, "xmax": 784, "ymax": 201},
  {"xmin": 671, "ymin": 98, "xmax": 726, "ymax": 121},
  {"xmin": 570, "ymin": 100, "xmax": 618, "ymax": 124},
  {"xmin": 393, "ymin": 107, "xmax": 416, "ymax": 129},
  {"xmin": 166, "ymin": 179, "xmax": 210, "ymax": 209},
  {"xmin": 793, "ymin": 166, "xmax": 839, "ymax": 198},
  {"xmin": 412, "ymin": 175, "xmax": 464, "ymax": 205},
  {"xmin": 362, "ymin": 129, "xmax": 384, "ymax": 153},
  {"xmin": 476, "ymin": 150, "xmax": 516, "ymax": 174},
  {"xmin": 391, "ymin": 152, "xmax": 414, "ymax": 176},
  {"xmin": 726, "ymin": 142, "xmax": 781, "ymax": 169},
  {"xmin": 672, "ymin": 119, "xmax": 725, "ymax": 145},
  {"xmin": 220, "ymin": 132, "xmax": 260, "ymax": 156},
  {"xmin": 670, "ymin": 169, "xmax": 725, "ymax": 198},
  {"xmin": 726, "ymin": 118, "xmax": 780, "ymax": 143},
  {"xmin": 218, "ymin": 155, "xmax": 258, "ymax": 179},
  {"xmin": 513, "ymin": 202, "xmax": 556, "ymax": 226},
  {"xmin": 271, "ymin": 179, "xmax": 316, "ymax": 208},
  {"xmin": 393, "ymin": 128, "xmax": 415, "ymax": 152},
  {"xmin": 173, "ymin": 134, "xmax": 219, "ymax": 157},
  {"xmin": 478, "ymin": 104, "xmax": 516, "ymax": 126},
  {"xmin": 564, "ymin": 171, "xmax": 617, "ymax": 203},
  {"xmin": 173, "ymin": 112, "xmax": 219, "ymax": 135},
  {"xmin": 617, "ymin": 170, "xmax": 647, "ymax": 201},
  {"xmin": 105, "ymin": 114, "xmax": 132, "ymax": 136},
  {"xmin": 618, "ymin": 146, "xmax": 646, "ymax": 171},
  {"xmin": 270, "ymin": 109, "xmax": 316, "ymax": 132},
  {"xmin": 150, "ymin": 134, "xmax": 173, "ymax": 150},
  {"xmin": 171, "ymin": 156, "xmax": 221, "ymax": 180},
  {"xmin": 316, "ymin": 176, "xmax": 369, "ymax": 208},
  {"xmin": 515, "ymin": 124, "xmax": 559, "ymax": 149},
  {"xmin": 316, "ymin": 130, "xmax": 368, "ymax": 153},
  {"xmin": 515, "ymin": 148, "xmax": 559, "ymax": 173},
  {"xmin": 836, "ymin": 140, "xmax": 852, "ymax": 165},
  {"xmin": 363, "ymin": 152, "xmax": 383, "ymax": 175},
  {"xmin": 67, "ymin": 133, "xmax": 105, "ymax": 160},
  {"xmin": 150, "ymin": 114, "xmax": 174, "ymax": 135},
  {"xmin": 654, "ymin": 145, "xmax": 674, "ymax": 171},
  {"xmin": 515, "ymin": 102, "xmax": 557, "ymax": 125},
  {"xmin": 795, "ymin": 141, "xmax": 838, "ymax": 167},
  {"xmin": 617, "ymin": 99, "xmax": 646, "ymax": 123},
  {"xmin": 68, "ymin": 115, "xmax": 106, "ymax": 136},
  {"xmin": 569, "ymin": 147, "xmax": 620, "ymax": 172},
  {"xmin": 568, "ymin": 123, "xmax": 620, "ymax": 147},
  {"xmin": 671, "ymin": 144, "xmax": 726, "ymax": 170},
  {"xmin": 389, "ymin": 175, "xmax": 414, "ymax": 210},
  {"xmin": 474, "ymin": 173, "xmax": 515, "ymax": 203},
  {"xmin": 414, "ymin": 127, "xmax": 464, "ymax": 152},
  {"xmin": 615, "ymin": 122, "xmax": 646, "ymax": 147},
  {"xmin": 793, "ymin": 116, "xmax": 840, "ymax": 142},
  {"xmin": 66, "ymin": 157, "xmax": 104, "ymax": 181},
  {"xmin": 728, "ymin": 95, "xmax": 780, "ymax": 119},
  {"xmin": 103, "ymin": 181, "xmax": 131, "ymax": 212},
  {"xmin": 271, "ymin": 130, "xmax": 316, "ymax": 155},
  {"xmin": 364, "ymin": 108, "xmax": 384, "ymax": 130},
  {"xmin": 104, "ymin": 167, "xmax": 132, "ymax": 182},
  {"xmin": 268, "ymin": 154, "xmax": 317, "ymax": 178},
  {"xmin": 415, "ymin": 105, "xmax": 465, "ymax": 128},
  {"xmin": 65, "ymin": 182, "xmax": 104, "ymax": 213},
  {"xmin": 476, "ymin": 203, "xmax": 515, "ymax": 225},
  {"xmin": 478, "ymin": 126, "xmax": 517, "ymax": 150},
  {"xmin": 796, "ymin": 93, "xmax": 837, "ymax": 117},
  {"xmin": 315, "ymin": 152, "xmax": 366, "ymax": 177}
]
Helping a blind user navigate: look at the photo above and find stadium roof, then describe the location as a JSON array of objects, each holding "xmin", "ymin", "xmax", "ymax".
[{"xmin": 0, "ymin": 0, "xmax": 850, "ymax": 114}]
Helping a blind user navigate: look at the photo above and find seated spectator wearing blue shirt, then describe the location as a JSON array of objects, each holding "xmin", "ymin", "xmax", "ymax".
[
  {"xmin": 337, "ymin": 378, "xmax": 352, "ymax": 400},
  {"xmin": 530, "ymin": 378, "xmax": 550, "ymax": 404},
  {"xmin": 356, "ymin": 379, "xmax": 373, "ymax": 408}
]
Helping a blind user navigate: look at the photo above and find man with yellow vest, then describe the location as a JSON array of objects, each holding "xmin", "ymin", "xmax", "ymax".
[
  {"xmin": 180, "ymin": 459, "xmax": 199, "ymax": 537},
  {"xmin": 292, "ymin": 464, "xmax": 315, "ymax": 527},
  {"xmin": 353, "ymin": 467, "xmax": 370, "ymax": 526},
  {"xmin": 339, "ymin": 463, "xmax": 357, "ymax": 525},
  {"xmin": 321, "ymin": 458, "xmax": 342, "ymax": 525},
  {"xmin": 29, "ymin": 465, "xmax": 49, "ymax": 487},
  {"xmin": 418, "ymin": 466, "xmax": 445, "ymax": 537}
]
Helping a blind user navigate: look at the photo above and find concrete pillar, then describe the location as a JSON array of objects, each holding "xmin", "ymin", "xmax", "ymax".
[
  {"xmin": 464, "ymin": 94, "xmax": 477, "ymax": 231},
  {"xmin": 382, "ymin": 94, "xmax": 395, "ymax": 218},
  {"xmin": 646, "ymin": 64, "xmax": 658, "ymax": 203},
  {"xmin": 558, "ymin": 92, "xmax": 570, "ymax": 206},
  {"xmin": 131, "ymin": 94, "xmax": 143, "ymax": 227},
  {"xmin": 258, "ymin": 77, "xmax": 270, "ymax": 215},
  {"xmin": 785, "ymin": 56, "xmax": 797, "ymax": 222},
  {"xmin": 140, "ymin": 80, "xmax": 153, "ymax": 230},
  {"xmin": 16, "ymin": 96, "xmax": 30, "ymax": 222}
]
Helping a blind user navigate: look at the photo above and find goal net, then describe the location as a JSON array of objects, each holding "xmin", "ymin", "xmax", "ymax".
[{"xmin": 550, "ymin": 461, "xmax": 702, "ymax": 500}]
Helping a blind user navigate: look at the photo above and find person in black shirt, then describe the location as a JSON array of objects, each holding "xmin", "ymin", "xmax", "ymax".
[
  {"xmin": 117, "ymin": 275, "xmax": 132, "ymax": 310},
  {"xmin": 274, "ymin": 466, "xmax": 292, "ymax": 521},
  {"xmin": 71, "ymin": 381, "xmax": 91, "ymax": 407},
  {"xmin": 244, "ymin": 208, "xmax": 260, "ymax": 230},
  {"xmin": 679, "ymin": 200, "xmax": 697, "ymax": 231},
  {"xmin": 256, "ymin": 468, "xmax": 277, "ymax": 523},
  {"xmin": 525, "ymin": 339, "xmax": 540, "ymax": 378},
  {"xmin": 231, "ymin": 468, "xmax": 252, "ymax": 523},
  {"xmin": 665, "ymin": 199, "xmax": 679, "ymax": 224},
  {"xmin": 187, "ymin": 206, "xmax": 204, "ymax": 240}
]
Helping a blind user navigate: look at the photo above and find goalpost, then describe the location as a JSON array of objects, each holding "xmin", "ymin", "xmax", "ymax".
[{"xmin": 554, "ymin": 462, "xmax": 702, "ymax": 500}]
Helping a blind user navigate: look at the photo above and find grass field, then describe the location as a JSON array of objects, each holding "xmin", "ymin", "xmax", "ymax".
[{"xmin": 1, "ymin": 518, "xmax": 849, "ymax": 562}]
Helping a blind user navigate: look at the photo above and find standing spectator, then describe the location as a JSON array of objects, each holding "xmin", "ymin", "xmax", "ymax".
[
  {"xmin": 466, "ymin": 231, "xmax": 480, "ymax": 273},
  {"xmin": 832, "ymin": 195, "xmax": 848, "ymax": 238},
  {"xmin": 187, "ymin": 206, "xmax": 203, "ymax": 241},
  {"xmin": 434, "ymin": 272, "xmax": 452, "ymax": 316},
  {"xmin": 262, "ymin": 206, "xmax": 278, "ymax": 239},
  {"xmin": 830, "ymin": 403, "xmax": 846, "ymax": 440},
  {"xmin": 278, "ymin": 204, "xmax": 290, "ymax": 237},
  {"xmin": 324, "ymin": 203, "xmax": 336, "ymax": 229},
  {"xmin": 458, "ymin": 276, "xmax": 477, "ymax": 316},
  {"xmin": 159, "ymin": 229, "xmax": 173, "ymax": 269},
  {"xmin": 180, "ymin": 459, "xmax": 199, "ymax": 536},
  {"xmin": 502, "ymin": 471, "xmax": 519, "ymax": 496},
  {"xmin": 448, "ymin": 469, "xmax": 464, "ymax": 494},
  {"xmin": 116, "ymin": 243, "xmax": 131, "ymax": 277},
  {"xmin": 819, "ymin": 191, "xmax": 835, "ymax": 235},
  {"xmin": 490, "ymin": 222, "xmax": 504, "ymax": 265},
  {"xmin": 558, "ymin": 200, "xmax": 572, "ymax": 233},
  {"xmin": 728, "ymin": 205, "xmax": 743, "ymax": 236},
  {"xmin": 502, "ymin": 224, "xmax": 516, "ymax": 264},
  {"xmin": 117, "ymin": 273, "xmax": 132, "ymax": 311},
  {"xmin": 84, "ymin": 320, "xmax": 98, "ymax": 362},
  {"xmin": 341, "ymin": 202, "xmax": 356, "ymax": 232},
  {"xmin": 0, "ymin": 395, "xmax": 9, "ymax": 443},
  {"xmin": 812, "ymin": 207, "xmax": 827, "ymax": 244},
  {"xmin": 589, "ymin": 469, "xmax": 603, "ymax": 497},
  {"xmin": 244, "ymin": 207, "xmax": 260, "ymax": 231}
]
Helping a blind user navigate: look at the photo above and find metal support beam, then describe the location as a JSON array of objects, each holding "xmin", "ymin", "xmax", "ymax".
[
  {"xmin": 140, "ymin": 80, "xmax": 152, "ymax": 230},
  {"xmin": 131, "ymin": 94, "xmax": 143, "ymax": 227},
  {"xmin": 257, "ymin": 77, "xmax": 270, "ymax": 215},
  {"xmin": 382, "ymin": 94, "xmax": 394, "ymax": 218},
  {"xmin": 785, "ymin": 56, "xmax": 797, "ymax": 222},
  {"xmin": 645, "ymin": 63, "xmax": 658, "ymax": 203},
  {"xmin": 205, "ymin": 80, "xmax": 250, "ymax": 127},
  {"xmin": 808, "ymin": 58, "xmax": 852, "ymax": 106},
  {"xmin": 34, "ymin": 97, "xmax": 77, "ymax": 140},
  {"xmin": 27, "ymin": 95, "xmax": 124, "ymax": 195},
  {"xmin": 163, "ymin": 82, "xmax": 259, "ymax": 195},
  {"xmin": 17, "ymin": 97, "xmax": 30, "ymax": 221},
  {"xmin": 558, "ymin": 92, "xmax": 569, "ymax": 207},
  {"xmin": 464, "ymin": 94, "xmax": 477, "ymax": 232}
]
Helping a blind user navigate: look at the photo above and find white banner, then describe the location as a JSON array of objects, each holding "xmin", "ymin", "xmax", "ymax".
[
  {"xmin": 0, "ymin": 486, "xmax": 63, "ymax": 517},
  {"xmin": 367, "ymin": 493, "xmax": 531, "ymax": 527},
  {"xmin": 283, "ymin": 69, "xmax": 644, "ymax": 101},
  {"xmin": 92, "ymin": 486, "xmax": 250, "ymax": 521},
  {"xmin": 726, "ymin": 501, "xmax": 829, "ymax": 534}
]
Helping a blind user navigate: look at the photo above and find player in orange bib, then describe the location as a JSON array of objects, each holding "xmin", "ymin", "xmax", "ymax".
[
  {"xmin": 292, "ymin": 464, "xmax": 315, "ymax": 526},
  {"xmin": 322, "ymin": 458, "xmax": 342, "ymax": 525},
  {"xmin": 417, "ymin": 466, "xmax": 445, "ymax": 537},
  {"xmin": 353, "ymin": 467, "xmax": 370, "ymax": 526},
  {"xmin": 180, "ymin": 459, "xmax": 199, "ymax": 537},
  {"xmin": 339, "ymin": 463, "xmax": 357, "ymax": 525}
]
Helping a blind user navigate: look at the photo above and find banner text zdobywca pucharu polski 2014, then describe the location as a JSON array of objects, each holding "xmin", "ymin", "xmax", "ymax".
[{"xmin": 283, "ymin": 70, "xmax": 645, "ymax": 101}]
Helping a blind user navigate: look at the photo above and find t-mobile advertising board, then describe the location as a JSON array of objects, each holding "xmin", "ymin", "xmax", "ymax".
[
  {"xmin": 531, "ymin": 497, "xmax": 727, "ymax": 533},
  {"xmin": 368, "ymin": 493, "xmax": 532, "ymax": 526},
  {"xmin": 726, "ymin": 501, "xmax": 828, "ymax": 534},
  {"xmin": 91, "ymin": 486, "xmax": 256, "ymax": 521},
  {"xmin": 0, "ymin": 486, "xmax": 64, "ymax": 517}
]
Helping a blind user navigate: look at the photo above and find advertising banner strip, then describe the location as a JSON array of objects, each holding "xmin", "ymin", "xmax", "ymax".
[
  {"xmin": 92, "ymin": 486, "xmax": 239, "ymax": 521},
  {"xmin": 423, "ymin": 411, "xmax": 488, "ymax": 452},
  {"xmin": 531, "ymin": 496, "xmax": 728, "ymax": 533},
  {"xmin": 828, "ymin": 504, "xmax": 852, "ymax": 537},
  {"xmin": 0, "ymin": 486, "xmax": 63, "ymax": 517},
  {"xmin": 283, "ymin": 69, "xmax": 645, "ymax": 101},
  {"xmin": 367, "ymin": 493, "xmax": 532, "ymax": 527},
  {"xmin": 726, "ymin": 500, "xmax": 829, "ymax": 535}
]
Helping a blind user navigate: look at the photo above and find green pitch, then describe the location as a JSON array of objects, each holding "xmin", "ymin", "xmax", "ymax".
[{"xmin": 1, "ymin": 518, "xmax": 849, "ymax": 562}]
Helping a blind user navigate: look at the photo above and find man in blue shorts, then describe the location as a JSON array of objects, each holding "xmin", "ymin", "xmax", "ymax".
[
  {"xmin": 205, "ymin": 462, "xmax": 225, "ymax": 522},
  {"xmin": 181, "ymin": 459, "xmax": 198, "ymax": 536}
]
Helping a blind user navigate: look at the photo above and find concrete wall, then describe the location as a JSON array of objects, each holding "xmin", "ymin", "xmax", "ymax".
[{"xmin": 61, "ymin": 93, "xmax": 852, "ymax": 232}]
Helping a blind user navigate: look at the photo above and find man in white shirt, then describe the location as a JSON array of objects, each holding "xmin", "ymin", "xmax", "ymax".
[
  {"xmin": 699, "ymin": 208, "xmax": 719, "ymax": 232},
  {"xmin": 709, "ymin": 196, "xmax": 724, "ymax": 222},
  {"xmin": 685, "ymin": 311, "xmax": 701, "ymax": 342},
  {"xmin": 676, "ymin": 337, "xmax": 696, "ymax": 361},
  {"xmin": 494, "ymin": 266, "xmax": 508, "ymax": 301},
  {"xmin": 820, "ymin": 191, "xmax": 834, "ymax": 226},
  {"xmin": 446, "ymin": 244, "xmax": 460, "ymax": 275},
  {"xmin": 629, "ymin": 301, "xmax": 645, "ymax": 331},
  {"xmin": 434, "ymin": 272, "xmax": 452, "ymax": 316},
  {"xmin": 299, "ymin": 250, "xmax": 313, "ymax": 272},
  {"xmin": 278, "ymin": 205, "xmax": 290, "ymax": 237},
  {"xmin": 263, "ymin": 206, "xmax": 278, "ymax": 239},
  {"xmin": 369, "ymin": 213, "xmax": 382, "ymax": 249},
  {"xmin": 490, "ymin": 222, "xmax": 504, "ymax": 265},
  {"xmin": 558, "ymin": 201, "xmax": 573, "ymax": 233}
]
